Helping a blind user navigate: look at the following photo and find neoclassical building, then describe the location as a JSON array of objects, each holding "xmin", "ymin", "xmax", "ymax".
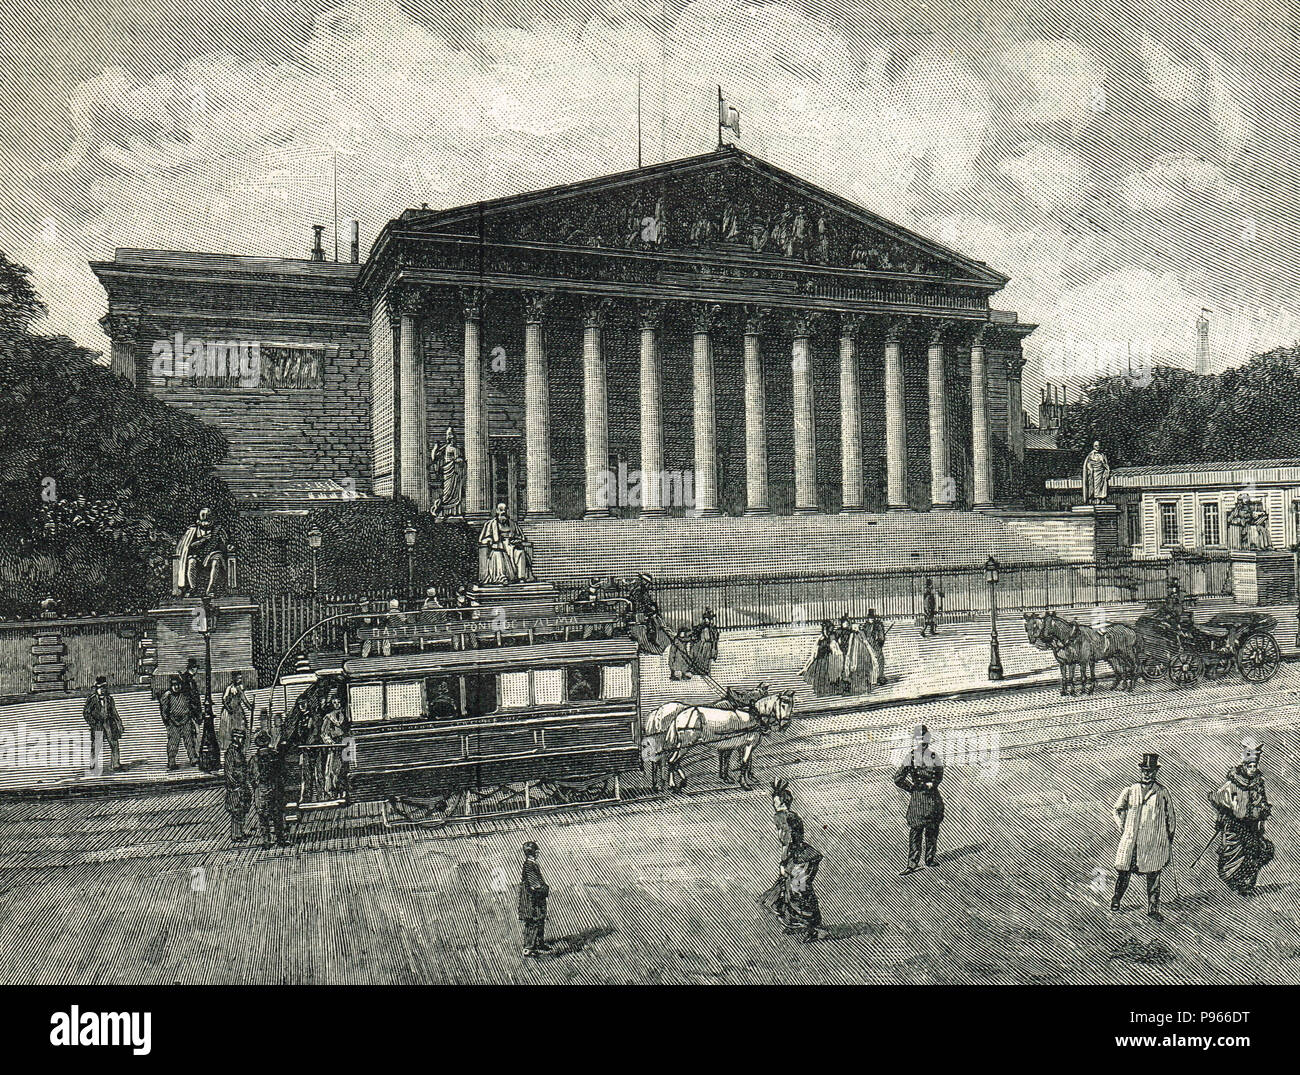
[{"xmin": 94, "ymin": 147, "xmax": 1042, "ymax": 575}]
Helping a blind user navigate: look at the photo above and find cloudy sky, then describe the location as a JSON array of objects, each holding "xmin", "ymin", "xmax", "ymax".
[{"xmin": 2, "ymin": 0, "xmax": 1297, "ymax": 404}]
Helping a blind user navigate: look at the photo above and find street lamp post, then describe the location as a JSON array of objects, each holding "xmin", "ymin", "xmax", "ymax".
[
  {"xmin": 403, "ymin": 525, "xmax": 417, "ymax": 600},
  {"xmin": 306, "ymin": 526, "xmax": 323, "ymax": 595},
  {"xmin": 196, "ymin": 596, "xmax": 221, "ymax": 771},
  {"xmin": 985, "ymin": 556, "xmax": 1004, "ymax": 682}
]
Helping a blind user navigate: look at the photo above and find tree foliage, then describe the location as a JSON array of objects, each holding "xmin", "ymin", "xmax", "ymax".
[
  {"xmin": 0, "ymin": 252, "xmax": 232, "ymax": 616},
  {"xmin": 1057, "ymin": 350, "xmax": 1300, "ymax": 468}
]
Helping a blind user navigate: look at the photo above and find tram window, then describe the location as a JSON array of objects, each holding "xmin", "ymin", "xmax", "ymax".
[
  {"xmin": 425, "ymin": 676, "xmax": 461, "ymax": 719},
  {"xmin": 499, "ymin": 671, "xmax": 531, "ymax": 709},
  {"xmin": 534, "ymin": 668, "xmax": 564, "ymax": 705},
  {"xmin": 566, "ymin": 663, "xmax": 600, "ymax": 701},
  {"xmin": 601, "ymin": 663, "xmax": 634, "ymax": 699},
  {"xmin": 350, "ymin": 683, "xmax": 384, "ymax": 723},
  {"xmin": 464, "ymin": 674, "xmax": 498, "ymax": 718},
  {"xmin": 387, "ymin": 680, "xmax": 424, "ymax": 722}
]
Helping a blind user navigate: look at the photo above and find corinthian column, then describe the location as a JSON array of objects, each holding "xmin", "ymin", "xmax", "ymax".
[
  {"xmin": 791, "ymin": 313, "xmax": 819, "ymax": 514},
  {"xmin": 99, "ymin": 308, "xmax": 145, "ymax": 384},
  {"xmin": 523, "ymin": 290, "xmax": 554, "ymax": 517},
  {"xmin": 743, "ymin": 307, "xmax": 769, "ymax": 514},
  {"xmin": 692, "ymin": 303, "xmax": 722, "ymax": 516},
  {"xmin": 461, "ymin": 288, "xmax": 490, "ymax": 516},
  {"xmin": 638, "ymin": 300, "xmax": 667, "ymax": 515},
  {"xmin": 839, "ymin": 314, "xmax": 865, "ymax": 512},
  {"xmin": 884, "ymin": 321, "xmax": 909, "ymax": 510},
  {"xmin": 927, "ymin": 325, "xmax": 955, "ymax": 509},
  {"xmin": 970, "ymin": 326, "xmax": 994, "ymax": 508},
  {"xmin": 582, "ymin": 297, "xmax": 612, "ymax": 517}
]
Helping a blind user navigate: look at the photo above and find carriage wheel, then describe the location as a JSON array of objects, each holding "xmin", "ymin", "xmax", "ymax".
[
  {"xmin": 1140, "ymin": 657, "xmax": 1169, "ymax": 682},
  {"xmin": 1168, "ymin": 651, "xmax": 1203, "ymax": 687},
  {"xmin": 1237, "ymin": 632, "xmax": 1281, "ymax": 683}
]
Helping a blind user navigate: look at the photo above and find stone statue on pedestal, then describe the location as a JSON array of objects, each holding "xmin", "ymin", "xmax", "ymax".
[
  {"xmin": 1082, "ymin": 441, "xmax": 1111, "ymax": 504},
  {"xmin": 174, "ymin": 507, "xmax": 229, "ymax": 596},
  {"xmin": 1227, "ymin": 493, "xmax": 1272, "ymax": 550},
  {"xmin": 478, "ymin": 502, "xmax": 535, "ymax": 584},
  {"xmin": 430, "ymin": 428, "xmax": 466, "ymax": 521}
]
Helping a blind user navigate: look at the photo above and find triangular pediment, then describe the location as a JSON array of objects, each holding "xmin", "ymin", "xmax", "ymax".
[{"xmin": 401, "ymin": 149, "xmax": 1006, "ymax": 287}]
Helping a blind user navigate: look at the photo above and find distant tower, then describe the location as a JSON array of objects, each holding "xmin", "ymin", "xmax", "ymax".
[{"xmin": 1195, "ymin": 310, "xmax": 1211, "ymax": 375}]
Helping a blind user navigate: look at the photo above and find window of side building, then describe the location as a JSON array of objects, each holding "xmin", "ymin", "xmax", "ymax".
[
  {"xmin": 1159, "ymin": 501, "xmax": 1180, "ymax": 547},
  {"xmin": 1201, "ymin": 501, "xmax": 1222, "ymax": 547}
]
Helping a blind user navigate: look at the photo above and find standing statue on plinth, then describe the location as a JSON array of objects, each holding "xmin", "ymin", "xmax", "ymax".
[
  {"xmin": 430, "ymin": 428, "xmax": 466, "ymax": 521},
  {"xmin": 1082, "ymin": 441, "xmax": 1111, "ymax": 504},
  {"xmin": 479, "ymin": 502, "xmax": 534, "ymax": 584},
  {"xmin": 174, "ymin": 507, "xmax": 229, "ymax": 596}
]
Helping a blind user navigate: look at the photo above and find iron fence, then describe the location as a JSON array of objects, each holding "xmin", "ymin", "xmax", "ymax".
[{"xmin": 251, "ymin": 556, "xmax": 1236, "ymax": 679}]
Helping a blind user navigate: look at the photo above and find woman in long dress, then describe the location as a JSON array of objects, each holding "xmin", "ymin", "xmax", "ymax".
[
  {"xmin": 847, "ymin": 619, "xmax": 877, "ymax": 693},
  {"xmin": 668, "ymin": 626, "xmax": 699, "ymax": 680},
  {"xmin": 780, "ymin": 815, "xmax": 825, "ymax": 942},
  {"xmin": 1210, "ymin": 749, "xmax": 1274, "ymax": 896},
  {"xmin": 800, "ymin": 621, "xmax": 840, "ymax": 696}
]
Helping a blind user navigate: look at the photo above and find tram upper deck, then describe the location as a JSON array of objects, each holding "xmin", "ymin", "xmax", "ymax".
[{"xmin": 274, "ymin": 583, "xmax": 645, "ymax": 810}]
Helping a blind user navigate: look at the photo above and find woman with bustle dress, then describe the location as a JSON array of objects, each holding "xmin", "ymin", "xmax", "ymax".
[
  {"xmin": 800, "ymin": 620, "xmax": 841, "ymax": 696},
  {"xmin": 1209, "ymin": 739, "xmax": 1274, "ymax": 896},
  {"xmin": 780, "ymin": 814, "xmax": 825, "ymax": 942}
]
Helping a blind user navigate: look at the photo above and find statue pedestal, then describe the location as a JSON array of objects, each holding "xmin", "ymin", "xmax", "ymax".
[
  {"xmin": 148, "ymin": 595, "xmax": 259, "ymax": 690},
  {"xmin": 466, "ymin": 581, "xmax": 563, "ymax": 619},
  {"xmin": 1070, "ymin": 503, "xmax": 1120, "ymax": 558},
  {"xmin": 1229, "ymin": 551, "xmax": 1295, "ymax": 606}
]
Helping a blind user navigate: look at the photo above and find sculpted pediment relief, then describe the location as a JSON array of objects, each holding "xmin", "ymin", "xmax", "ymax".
[{"xmin": 410, "ymin": 152, "xmax": 1002, "ymax": 285}]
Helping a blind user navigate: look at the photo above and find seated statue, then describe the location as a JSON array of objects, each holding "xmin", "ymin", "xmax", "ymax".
[
  {"xmin": 174, "ymin": 507, "xmax": 229, "ymax": 596},
  {"xmin": 478, "ymin": 502, "xmax": 534, "ymax": 584}
]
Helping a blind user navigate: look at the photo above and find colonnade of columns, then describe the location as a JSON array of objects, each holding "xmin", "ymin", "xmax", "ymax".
[{"xmin": 392, "ymin": 287, "xmax": 1007, "ymax": 518}]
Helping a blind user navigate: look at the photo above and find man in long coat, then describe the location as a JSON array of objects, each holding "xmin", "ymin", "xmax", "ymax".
[
  {"xmin": 223, "ymin": 727, "xmax": 253, "ymax": 842},
  {"xmin": 1209, "ymin": 739, "xmax": 1274, "ymax": 897},
  {"xmin": 82, "ymin": 676, "xmax": 124, "ymax": 772},
  {"xmin": 1111, "ymin": 752, "xmax": 1176, "ymax": 921},
  {"xmin": 250, "ymin": 729, "xmax": 291, "ymax": 848},
  {"xmin": 518, "ymin": 841, "xmax": 551, "ymax": 957},
  {"xmin": 865, "ymin": 609, "xmax": 888, "ymax": 686},
  {"xmin": 159, "ymin": 674, "xmax": 198, "ymax": 770},
  {"xmin": 894, "ymin": 725, "xmax": 945, "ymax": 874}
]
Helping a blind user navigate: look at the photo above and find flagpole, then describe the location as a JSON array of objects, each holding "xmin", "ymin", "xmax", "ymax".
[
  {"xmin": 637, "ymin": 71, "xmax": 643, "ymax": 169},
  {"xmin": 717, "ymin": 85, "xmax": 723, "ymax": 150}
]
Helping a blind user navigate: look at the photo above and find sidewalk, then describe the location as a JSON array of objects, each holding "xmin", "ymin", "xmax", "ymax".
[{"xmin": 3, "ymin": 597, "xmax": 1295, "ymax": 798}]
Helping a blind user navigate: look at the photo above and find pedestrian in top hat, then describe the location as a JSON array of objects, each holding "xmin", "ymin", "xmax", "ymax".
[
  {"xmin": 894, "ymin": 725, "xmax": 945, "ymax": 873},
  {"xmin": 223, "ymin": 727, "xmax": 253, "ymax": 843},
  {"xmin": 159, "ymin": 673, "xmax": 199, "ymax": 769},
  {"xmin": 82, "ymin": 676, "xmax": 124, "ymax": 773},
  {"xmin": 1209, "ymin": 738, "xmax": 1274, "ymax": 897},
  {"xmin": 180, "ymin": 657, "xmax": 204, "ymax": 731},
  {"xmin": 1111, "ymin": 752, "xmax": 1176, "ymax": 921},
  {"xmin": 518, "ymin": 841, "xmax": 551, "ymax": 957}
]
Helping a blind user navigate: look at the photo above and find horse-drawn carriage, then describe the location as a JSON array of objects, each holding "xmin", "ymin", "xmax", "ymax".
[{"xmin": 1133, "ymin": 603, "xmax": 1282, "ymax": 686}]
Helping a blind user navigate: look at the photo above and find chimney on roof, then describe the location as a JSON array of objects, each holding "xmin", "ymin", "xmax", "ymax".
[
  {"xmin": 1195, "ymin": 310, "xmax": 1211, "ymax": 375},
  {"xmin": 349, "ymin": 219, "xmax": 360, "ymax": 264},
  {"xmin": 311, "ymin": 224, "xmax": 326, "ymax": 261}
]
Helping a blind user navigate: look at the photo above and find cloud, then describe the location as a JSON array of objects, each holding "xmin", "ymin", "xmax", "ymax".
[
  {"xmin": 1119, "ymin": 153, "xmax": 1240, "ymax": 212},
  {"xmin": 996, "ymin": 39, "xmax": 1105, "ymax": 128},
  {"xmin": 1138, "ymin": 34, "xmax": 1200, "ymax": 104},
  {"xmin": 997, "ymin": 141, "xmax": 1090, "ymax": 212}
]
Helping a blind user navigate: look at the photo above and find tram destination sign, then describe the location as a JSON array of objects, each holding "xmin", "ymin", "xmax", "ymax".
[{"xmin": 357, "ymin": 610, "xmax": 615, "ymax": 640}]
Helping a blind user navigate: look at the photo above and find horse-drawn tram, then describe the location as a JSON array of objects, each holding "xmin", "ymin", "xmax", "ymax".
[{"xmin": 270, "ymin": 582, "xmax": 644, "ymax": 822}]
